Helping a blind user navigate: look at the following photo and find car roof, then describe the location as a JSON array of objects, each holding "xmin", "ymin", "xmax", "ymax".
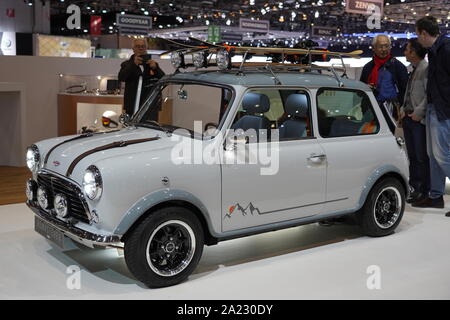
[{"xmin": 165, "ymin": 70, "xmax": 370, "ymax": 90}]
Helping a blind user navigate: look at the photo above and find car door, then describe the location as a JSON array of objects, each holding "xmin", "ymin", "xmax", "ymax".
[
  {"xmin": 315, "ymin": 87, "xmax": 385, "ymax": 214},
  {"xmin": 220, "ymin": 88, "xmax": 327, "ymax": 232}
]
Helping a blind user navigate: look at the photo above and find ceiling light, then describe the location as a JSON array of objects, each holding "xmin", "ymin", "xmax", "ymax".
[{"xmin": 315, "ymin": 11, "xmax": 319, "ymax": 18}]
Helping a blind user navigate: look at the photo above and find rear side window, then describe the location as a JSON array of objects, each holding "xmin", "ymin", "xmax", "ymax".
[{"xmin": 316, "ymin": 88, "xmax": 379, "ymax": 138}]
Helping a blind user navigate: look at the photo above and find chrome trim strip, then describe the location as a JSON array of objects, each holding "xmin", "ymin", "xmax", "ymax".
[
  {"xmin": 28, "ymin": 201, "xmax": 121, "ymax": 246},
  {"xmin": 258, "ymin": 198, "xmax": 349, "ymax": 215}
]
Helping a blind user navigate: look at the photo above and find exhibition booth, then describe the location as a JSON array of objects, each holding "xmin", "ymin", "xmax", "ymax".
[{"xmin": 0, "ymin": 0, "xmax": 450, "ymax": 301}]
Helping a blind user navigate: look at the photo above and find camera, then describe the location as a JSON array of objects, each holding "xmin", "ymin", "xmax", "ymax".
[{"xmin": 140, "ymin": 54, "xmax": 152, "ymax": 65}]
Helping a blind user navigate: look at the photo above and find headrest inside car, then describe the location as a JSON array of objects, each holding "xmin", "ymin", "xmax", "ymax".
[
  {"xmin": 285, "ymin": 94, "xmax": 308, "ymax": 117},
  {"xmin": 242, "ymin": 93, "xmax": 270, "ymax": 114}
]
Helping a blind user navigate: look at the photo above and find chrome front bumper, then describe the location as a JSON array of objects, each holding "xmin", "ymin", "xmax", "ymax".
[{"xmin": 28, "ymin": 201, "xmax": 122, "ymax": 248}]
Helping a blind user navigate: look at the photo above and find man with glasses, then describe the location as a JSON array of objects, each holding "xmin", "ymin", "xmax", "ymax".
[
  {"xmin": 118, "ymin": 38, "xmax": 165, "ymax": 118},
  {"xmin": 360, "ymin": 35, "xmax": 408, "ymax": 121}
]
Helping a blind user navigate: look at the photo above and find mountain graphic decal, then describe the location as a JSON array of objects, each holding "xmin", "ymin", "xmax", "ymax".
[{"xmin": 224, "ymin": 202, "xmax": 262, "ymax": 219}]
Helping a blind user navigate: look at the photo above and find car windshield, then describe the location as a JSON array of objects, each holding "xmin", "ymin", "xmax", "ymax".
[{"xmin": 132, "ymin": 82, "xmax": 233, "ymax": 138}]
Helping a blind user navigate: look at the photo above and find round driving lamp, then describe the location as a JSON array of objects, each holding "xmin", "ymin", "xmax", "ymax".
[
  {"xmin": 37, "ymin": 187, "xmax": 50, "ymax": 210},
  {"xmin": 83, "ymin": 165, "xmax": 103, "ymax": 200},
  {"xmin": 193, "ymin": 51, "xmax": 208, "ymax": 68},
  {"xmin": 217, "ymin": 49, "xmax": 231, "ymax": 70},
  {"xmin": 54, "ymin": 194, "xmax": 69, "ymax": 218},
  {"xmin": 26, "ymin": 145, "xmax": 40, "ymax": 173},
  {"xmin": 170, "ymin": 51, "xmax": 185, "ymax": 69},
  {"xmin": 26, "ymin": 179, "xmax": 37, "ymax": 202}
]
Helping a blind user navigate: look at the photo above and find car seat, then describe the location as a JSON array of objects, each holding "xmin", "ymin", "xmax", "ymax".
[
  {"xmin": 231, "ymin": 92, "xmax": 271, "ymax": 141},
  {"xmin": 279, "ymin": 94, "xmax": 309, "ymax": 139}
]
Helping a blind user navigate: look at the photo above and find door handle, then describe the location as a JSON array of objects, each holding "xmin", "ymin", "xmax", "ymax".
[{"xmin": 307, "ymin": 154, "xmax": 326, "ymax": 164}]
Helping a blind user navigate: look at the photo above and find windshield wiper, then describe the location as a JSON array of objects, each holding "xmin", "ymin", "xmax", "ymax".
[{"xmin": 137, "ymin": 120, "xmax": 172, "ymax": 137}]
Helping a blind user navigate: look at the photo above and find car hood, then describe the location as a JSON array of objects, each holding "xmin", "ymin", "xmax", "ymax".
[{"xmin": 42, "ymin": 126, "xmax": 176, "ymax": 177}]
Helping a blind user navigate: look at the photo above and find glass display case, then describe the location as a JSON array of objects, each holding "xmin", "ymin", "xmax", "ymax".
[
  {"xmin": 59, "ymin": 74, "xmax": 122, "ymax": 95},
  {"xmin": 58, "ymin": 74, "xmax": 124, "ymax": 136}
]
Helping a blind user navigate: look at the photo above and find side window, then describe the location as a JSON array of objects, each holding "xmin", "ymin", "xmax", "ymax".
[
  {"xmin": 230, "ymin": 89, "xmax": 312, "ymax": 141},
  {"xmin": 316, "ymin": 88, "xmax": 379, "ymax": 138}
]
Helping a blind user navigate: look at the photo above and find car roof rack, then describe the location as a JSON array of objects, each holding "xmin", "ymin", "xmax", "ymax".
[{"xmin": 160, "ymin": 38, "xmax": 362, "ymax": 87}]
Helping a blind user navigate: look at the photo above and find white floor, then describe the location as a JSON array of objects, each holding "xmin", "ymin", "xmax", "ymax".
[{"xmin": 0, "ymin": 198, "xmax": 449, "ymax": 300}]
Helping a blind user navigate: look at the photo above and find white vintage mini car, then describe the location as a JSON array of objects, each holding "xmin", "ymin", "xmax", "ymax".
[{"xmin": 26, "ymin": 63, "xmax": 409, "ymax": 288}]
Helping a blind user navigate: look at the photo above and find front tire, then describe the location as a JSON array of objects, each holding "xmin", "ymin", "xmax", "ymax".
[
  {"xmin": 124, "ymin": 207, "xmax": 204, "ymax": 288},
  {"xmin": 358, "ymin": 177, "xmax": 405, "ymax": 237}
]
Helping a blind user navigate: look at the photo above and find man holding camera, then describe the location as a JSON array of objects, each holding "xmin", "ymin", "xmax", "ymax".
[{"xmin": 118, "ymin": 38, "xmax": 165, "ymax": 118}]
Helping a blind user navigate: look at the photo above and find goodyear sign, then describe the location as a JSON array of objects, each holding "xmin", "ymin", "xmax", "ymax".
[{"xmin": 116, "ymin": 14, "xmax": 152, "ymax": 35}]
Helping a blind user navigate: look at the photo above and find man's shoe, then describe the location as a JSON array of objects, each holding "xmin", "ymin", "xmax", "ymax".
[
  {"xmin": 445, "ymin": 211, "xmax": 450, "ymax": 217},
  {"xmin": 406, "ymin": 191, "xmax": 425, "ymax": 204},
  {"xmin": 412, "ymin": 196, "xmax": 444, "ymax": 209}
]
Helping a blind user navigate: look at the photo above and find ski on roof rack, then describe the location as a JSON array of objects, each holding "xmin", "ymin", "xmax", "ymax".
[{"xmin": 157, "ymin": 38, "xmax": 362, "ymax": 86}]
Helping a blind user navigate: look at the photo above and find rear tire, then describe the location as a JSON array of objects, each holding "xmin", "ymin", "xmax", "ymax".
[
  {"xmin": 124, "ymin": 206, "xmax": 204, "ymax": 288},
  {"xmin": 357, "ymin": 177, "xmax": 405, "ymax": 237}
]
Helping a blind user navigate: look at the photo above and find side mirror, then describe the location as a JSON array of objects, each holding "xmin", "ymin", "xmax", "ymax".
[{"xmin": 119, "ymin": 113, "xmax": 130, "ymax": 126}]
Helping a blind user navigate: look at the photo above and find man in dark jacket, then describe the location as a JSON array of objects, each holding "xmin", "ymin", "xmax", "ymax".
[
  {"xmin": 118, "ymin": 38, "xmax": 165, "ymax": 118},
  {"xmin": 360, "ymin": 35, "xmax": 409, "ymax": 120},
  {"xmin": 413, "ymin": 16, "xmax": 450, "ymax": 213}
]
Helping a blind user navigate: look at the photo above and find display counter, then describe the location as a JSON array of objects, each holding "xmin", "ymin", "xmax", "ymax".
[{"xmin": 57, "ymin": 93, "xmax": 124, "ymax": 136}]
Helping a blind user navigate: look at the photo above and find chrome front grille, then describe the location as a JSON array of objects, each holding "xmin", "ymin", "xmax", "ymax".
[{"xmin": 37, "ymin": 172, "xmax": 90, "ymax": 224}]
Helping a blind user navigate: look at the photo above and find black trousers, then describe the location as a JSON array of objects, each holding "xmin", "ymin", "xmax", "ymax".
[{"xmin": 402, "ymin": 116, "xmax": 430, "ymax": 194}]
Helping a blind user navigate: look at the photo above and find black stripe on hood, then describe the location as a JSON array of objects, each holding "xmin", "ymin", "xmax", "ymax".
[
  {"xmin": 66, "ymin": 136, "xmax": 160, "ymax": 177},
  {"xmin": 44, "ymin": 130, "xmax": 120, "ymax": 166}
]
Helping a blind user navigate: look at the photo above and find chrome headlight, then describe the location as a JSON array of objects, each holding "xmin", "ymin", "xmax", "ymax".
[
  {"xmin": 26, "ymin": 145, "xmax": 40, "ymax": 173},
  {"xmin": 82, "ymin": 165, "xmax": 103, "ymax": 200},
  {"xmin": 54, "ymin": 194, "xmax": 69, "ymax": 218},
  {"xmin": 170, "ymin": 51, "xmax": 185, "ymax": 69},
  {"xmin": 37, "ymin": 187, "xmax": 50, "ymax": 210},
  {"xmin": 26, "ymin": 179, "xmax": 37, "ymax": 201},
  {"xmin": 193, "ymin": 51, "xmax": 208, "ymax": 68},
  {"xmin": 217, "ymin": 49, "xmax": 231, "ymax": 70}
]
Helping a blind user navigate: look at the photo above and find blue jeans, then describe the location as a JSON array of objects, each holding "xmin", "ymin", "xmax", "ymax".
[
  {"xmin": 402, "ymin": 116, "xmax": 430, "ymax": 194},
  {"xmin": 426, "ymin": 104, "xmax": 450, "ymax": 198}
]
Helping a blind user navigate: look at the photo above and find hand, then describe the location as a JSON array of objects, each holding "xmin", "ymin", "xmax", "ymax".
[
  {"xmin": 399, "ymin": 111, "xmax": 405, "ymax": 120},
  {"xmin": 147, "ymin": 59, "xmax": 157, "ymax": 69},
  {"xmin": 134, "ymin": 55, "xmax": 143, "ymax": 66},
  {"xmin": 408, "ymin": 113, "xmax": 421, "ymax": 122}
]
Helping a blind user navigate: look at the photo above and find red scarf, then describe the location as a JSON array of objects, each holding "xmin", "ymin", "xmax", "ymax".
[{"xmin": 367, "ymin": 54, "xmax": 392, "ymax": 86}]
